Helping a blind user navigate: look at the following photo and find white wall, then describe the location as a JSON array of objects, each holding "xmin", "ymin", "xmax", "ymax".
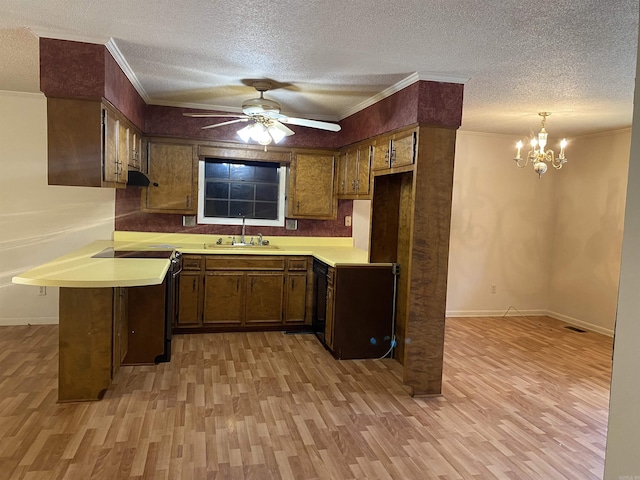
[
  {"xmin": 446, "ymin": 131, "xmax": 556, "ymax": 316},
  {"xmin": 603, "ymin": 28, "xmax": 640, "ymax": 477},
  {"xmin": 548, "ymin": 129, "xmax": 630, "ymax": 334},
  {"xmin": 444, "ymin": 128, "xmax": 630, "ymax": 335},
  {"xmin": 0, "ymin": 95, "xmax": 115, "ymax": 325}
]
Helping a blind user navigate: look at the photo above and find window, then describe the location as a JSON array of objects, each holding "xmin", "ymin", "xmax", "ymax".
[{"xmin": 197, "ymin": 158, "xmax": 287, "ymax": 227}]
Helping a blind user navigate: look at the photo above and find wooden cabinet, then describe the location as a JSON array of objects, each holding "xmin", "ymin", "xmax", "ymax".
[
  {"xmin": 112, "ymin": 287, "xmax": 128, "ymax": 378},
  {"xmin": 337, "ymin": 144, "xmax": 372, "ymax": 199},
  {"xmin": 316, "ymin": 265, "xmax": 396, "ymax": 360},
  {"xmin": 288, "ymin": 151, "xmax": 337, "ymax": 219},
  {"xmin": 204, "ymin": 272, "xmax": 245, "ymax": 324},
  {"xmin": 177, "ymin": 255, "xmax": 203, "ymax": 327},
  {"xmin": 371, "ymin": 127, "xmax": 417, "ymax": 173},
  {"xmin": 174, "ymin": 254, "xmax": 312, "ymax": 332},
  {"xmin": 245, "ymin": 273, "xmax": 285, "ymax": 324},
  {"xmin": 144, "ymin": 140, "xmax": 198, "ymax": 214},
  {"xmin": 47, "ymin": 98, "xmax": 141, "ymax": 188}
]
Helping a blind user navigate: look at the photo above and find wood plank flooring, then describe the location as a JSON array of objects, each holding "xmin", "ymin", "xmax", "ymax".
[{"xmin": 0, "ymin": 316, "xmax": 612, "ymax": 479}]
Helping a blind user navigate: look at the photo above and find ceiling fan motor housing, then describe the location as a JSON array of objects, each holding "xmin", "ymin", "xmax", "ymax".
[{"xmin": 242, "ymin": 97, "xmax": 281, "ymax": 116}]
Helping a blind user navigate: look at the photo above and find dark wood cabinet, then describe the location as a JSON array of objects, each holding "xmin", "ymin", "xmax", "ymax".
[
  {"xmin": 337, "ymin": 144, "xmax": 372, "ymax": 199},
  {"xmin": 175, "ymin": 254, "xmax": 313, "ymax": 332},
  {"xmin": 245, "ymin": 273, "xmax": 285, "ymax": 324},
  {"xmin": 144, "ymin": 140, "xmax": 198, "ymax": 214},
  {"xmin": 371, "ymin": 127, "xmax": 417, "ymax": 173},
  {"xmin": 47, "ymin": 98, "xmax": 140, "ymax": 188},
  {"xmin": 288, "ymin": 151, "xmax": 337, "ymax": 219},
  {"xmin": 204, "ymin": 272, "xmax": 245, "ymax": 324},
  {"xmin": 317, "ymin": 264, "xmax": 396, "ymax": 360}
]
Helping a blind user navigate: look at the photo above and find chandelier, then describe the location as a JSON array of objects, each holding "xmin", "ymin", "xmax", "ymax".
[
  {"xmin": 236, "ymin": 117, "xmax": 288, "ymax": 146},
  {"xmin": 514, "ymin": 112, "xmax": 568, "ymax": 177}
]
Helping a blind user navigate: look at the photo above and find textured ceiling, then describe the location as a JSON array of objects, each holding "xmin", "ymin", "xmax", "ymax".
[{"xmin": 0, "ymin": 0, "xmax": 638, "ymax": 137}]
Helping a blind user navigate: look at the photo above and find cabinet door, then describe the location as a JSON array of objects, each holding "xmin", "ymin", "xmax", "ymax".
[
  {"xmin": 203, "ymin": 272, "xmax": 244, "ymax": 324},
  {"xmin": 103, "ymin": 108, "xmax": 119, "ymax": 184},
  {"xmin": 344, "ymin": 149, "xmax": 358, "ymax": 196},
  {"xmin": 285, "ymin": 273, "xmax": 307, "ymax": 323},
  {"xmin": 112, "ymin": 287, "xmax": 128, "ymax": 378},
  {"xmin": 117, "ymin": 121, "xmax": 129, "ymax": 185},
  {"xmin": 128, "ymin": 130, "xmax": 141, "ymax": 171},
  {"xmin": 145, "ymin": 142, "xmax": 197, "ymax": 213},
  {"xmin": 391, "ymin": 130, "xmax": 416, "ymax": 167},
  {"xmin": 325, "ymin": 284, "xmax": 335, "ymax": 350},
  {"xmin": 177, "ymin": 271, "xmax": 201, "ymax": 326},
  {"xmin": 356, "ymin": 145, "xmax": 372, "ymax": 196},
  {"xmin": 371, "ymin": 137, "xmax": 391, "ymax": 171},
  {"xmin": 336, "ymin": 152, "xmax": 348, "ymax": 196},
  {"xmin": 289, "ymin": 152, "xmax": 336, "ymax": 219},
  {"xmin": 245, "ymin": 273, "xmax": 285, "ymax": 324}
]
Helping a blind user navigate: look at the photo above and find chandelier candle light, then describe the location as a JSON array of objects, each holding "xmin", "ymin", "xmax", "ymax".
[{"xmin": 514, "ymin": 112, "xmax": 568, "ymax": 177}]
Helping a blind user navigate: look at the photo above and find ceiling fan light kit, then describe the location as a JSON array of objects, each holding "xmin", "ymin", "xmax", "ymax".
[
  {"xmin": 514, "ymin": 112, "xmax": 568, "ymax": 178},
  {"xmin": 183, "ymin": 81, "xmax": 341, "ymax": 147}
]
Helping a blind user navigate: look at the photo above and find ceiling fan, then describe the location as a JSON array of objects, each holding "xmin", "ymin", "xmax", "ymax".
[{"xmin": 183, "ymin": 81, "xmax": 341, "ymax": 146}]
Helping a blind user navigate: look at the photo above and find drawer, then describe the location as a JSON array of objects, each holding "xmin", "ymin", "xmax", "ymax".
[
  {"xmin": 205, "ymin": 256, "xmax": 285, "ymax": 271},
  {"xmin": 287, "ymin": 257, "xmax": 308, "ymax": 271},
  {"xmin": 182, "ymin": 255, "xmax": 203, "ymax": 270}
]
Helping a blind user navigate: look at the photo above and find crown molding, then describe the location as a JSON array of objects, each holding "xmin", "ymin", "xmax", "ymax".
[
  {"xmin": 338, "ymin": 71, "xmax": 469, "ymax": 121},
  {"xmin": 105, "ymin": 38, "xmax": 150, "ymax": 103},
  {"xmin": 28, "ymin": 27, "xmax": 110, "ymax": 46}
]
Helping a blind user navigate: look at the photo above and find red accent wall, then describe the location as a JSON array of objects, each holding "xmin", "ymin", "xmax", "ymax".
[
  {"xmin": 115, "ymin": 187, "xmax": 352, "ymax": 237},
  {"xmin": 104, "ymin": 53, "xmax": 146, "ymax": 130},
  {"xmin": 40, "ymin": 38, "xmax": 105, "ymax": 99},
  {"xmin": 40, "ymin": 37, "xmax": 146, "ymax": 130}
]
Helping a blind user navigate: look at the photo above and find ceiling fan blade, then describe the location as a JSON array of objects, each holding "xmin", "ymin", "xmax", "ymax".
[
  {"xmin": 201, "ymin": 118, "xmax": 249, "ymax": 130},
  {"xmin": 270, "ymin": 120, "xmax": 295, "ymax": 137},
  {"xmin": 276, "ymin": 115, "xmax": 341, "ymax": 132},
  {"xmin": 183, "ymin": 113, "xmax": 248, "ymax": 119}
]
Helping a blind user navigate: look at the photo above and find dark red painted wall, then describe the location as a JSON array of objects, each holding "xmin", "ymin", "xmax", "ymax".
[
  {"xmin": 104, "ymin": 53, "xmax": 146, "ymax": 130},
  {"xmin": 115, "ymin": 187, "xmax": 352, "ymax": 237}
]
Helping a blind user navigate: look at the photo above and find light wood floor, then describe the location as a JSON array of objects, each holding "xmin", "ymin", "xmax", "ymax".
[{"xmin": 0, "ymin": 316, "xmax": 612, "ymax": 479}]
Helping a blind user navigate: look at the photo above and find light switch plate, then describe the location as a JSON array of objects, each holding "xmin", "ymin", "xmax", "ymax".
[{"xmin": 345, "ymin": 215, "xmax": 352, "ymax": 227}]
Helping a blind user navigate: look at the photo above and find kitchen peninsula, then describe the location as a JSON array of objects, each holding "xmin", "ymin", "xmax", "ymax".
[{"xmin": 12, "ymin": 233, "xmax": 380, "ymax": 402}]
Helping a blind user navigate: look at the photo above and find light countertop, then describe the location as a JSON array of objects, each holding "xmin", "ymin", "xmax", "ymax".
[{"xmin": 12, "ymin": 233, "xmax": 375, "ymax": 288}]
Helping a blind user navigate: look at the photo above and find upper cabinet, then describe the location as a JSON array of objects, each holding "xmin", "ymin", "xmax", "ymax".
[
  {"xmin": 144, "ymin": 140, "xmax": 198, "ymax": 214},
  {"xmin": 337, "ymin": 143, "xmax": 372, "ymax": 199},
  {"xmin": 47, "ymin": 98, "xmax": 141, "ymax": 188},
  {"xmin": 288, "ymin": 151, "xmax": 337, "ymax": 220},
  {"xmin": 371, "ymin": 127, "xmax": 417, "ymax": 173}
]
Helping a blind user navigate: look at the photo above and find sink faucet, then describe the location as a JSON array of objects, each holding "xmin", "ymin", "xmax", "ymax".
[{"xmin": 240, "ymin": 215, "xmax": 246, "ymax": 244}]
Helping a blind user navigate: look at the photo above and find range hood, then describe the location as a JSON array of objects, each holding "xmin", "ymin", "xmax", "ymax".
[{"xmin": 127, "ymin": 170, "xmax": 150, "ymax": 187}]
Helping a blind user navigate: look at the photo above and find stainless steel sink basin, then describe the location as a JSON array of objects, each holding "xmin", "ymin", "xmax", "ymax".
[{"xmin": 204, "ymin": 243, "xmax": 279, "ymax": 250}]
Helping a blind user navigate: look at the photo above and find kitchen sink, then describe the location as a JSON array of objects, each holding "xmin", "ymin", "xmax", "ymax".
[{"xmin": 204, "ymin": 243, "xmax": 279, "ymax": 250}]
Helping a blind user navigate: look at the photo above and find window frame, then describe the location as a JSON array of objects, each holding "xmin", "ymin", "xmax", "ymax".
[{"xmin": 197, "ymin": 158, "xmax": 287, "ymax": 227}]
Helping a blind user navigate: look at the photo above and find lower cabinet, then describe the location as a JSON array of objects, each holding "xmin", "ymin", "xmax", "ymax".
[
  {"xmin": 176, "ymin": 254, "xmax": 312, "ymax": 332},
  {"xmin": 317, "ymin": 264, "xmax": 397, "ymax": 360},
  {"xmin": 58, "ymin": 282, "xmax": 167, "ymax": 402}
]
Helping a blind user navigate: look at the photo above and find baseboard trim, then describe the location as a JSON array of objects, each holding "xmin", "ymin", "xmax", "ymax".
[
  {"xmin": 0, "ymin": 317, "xmax": 58, "ymax": 326},
  {"xmin": 446, "ymin": 309, "xmax": 614, "ymax": 337}
]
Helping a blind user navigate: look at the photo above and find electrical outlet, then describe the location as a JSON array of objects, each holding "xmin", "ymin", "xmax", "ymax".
[
  {"xmin": 38, "ymin": 286, "xmax": 46, "ymax": 296},
  {"xmin": 490, "ymin": 284, "xmax": 497, "ymax": 294},
  {"xmin": 345, "ymin": 215, "xmax": 352, "ymax": 227}
]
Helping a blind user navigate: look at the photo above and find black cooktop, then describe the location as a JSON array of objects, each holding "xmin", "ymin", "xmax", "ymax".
[{"xmin": 92, "ymin": 248, "xmax": 174, "ymax": 259}]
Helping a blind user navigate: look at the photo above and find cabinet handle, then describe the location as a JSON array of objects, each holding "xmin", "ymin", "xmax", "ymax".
[
  {"xmin": 351, "ymin": 180, "xmax": 356, "ymax": 189},
  {"xmin": 236, "ymin": 278, "xmax": 240, "ymax": 292},
  {"xmin": 192, "ymin": 278, "xmax": 196, "ymax": 292},
  {"xmin": 385, "ymin": 149, "xmax": 390, "ymax": 164},
  {"xmin": 355, "ymin": 180, "xmax": 360, "ymax": 191},
  {"xmin": 250, "ymin": 278, "xmax": 254, "ymax": 293},
  {"xmin": 296, "ymin": 201, "xmax": 300, "ymax": 212},
  {"xmin": 390, "ymin": 147, "xmax": 396, "ymax": 165},
  {"xmin": 186, "ymin": 195, "xmax": 191, "ymax": 207}
]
